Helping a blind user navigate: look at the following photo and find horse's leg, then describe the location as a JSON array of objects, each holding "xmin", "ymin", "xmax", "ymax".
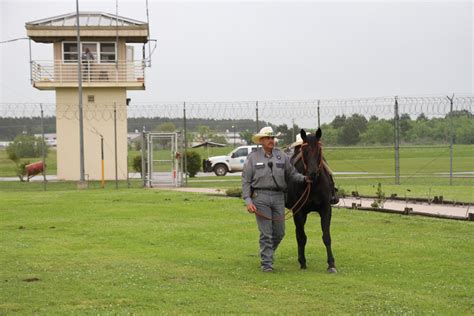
[
  {"xmin": 293, "ymin": 212, "xmax": 308, "ymax": 269},
  {"xmin": 320, "ymin": 205, "xmax": 337, "ymax": 273}
]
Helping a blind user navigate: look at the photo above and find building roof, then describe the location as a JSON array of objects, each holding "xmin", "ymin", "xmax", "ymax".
[
  {"xmin": 26, "ymin": 12, "xmax": 147, "ymax": 27},
  {"xmin": 26, "ymin": 12, "xmax": 149, "ymax": 43}
]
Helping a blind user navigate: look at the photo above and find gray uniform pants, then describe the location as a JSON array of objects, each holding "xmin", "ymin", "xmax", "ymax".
[{"xmin": 253, "ymin": 190, "xmax": 285, "ymax": 269}]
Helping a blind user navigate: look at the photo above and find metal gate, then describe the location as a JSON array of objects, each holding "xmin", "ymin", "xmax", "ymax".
[{"xmin": 145, "ymin": 132, "xmax": 184, "ymax": 187}]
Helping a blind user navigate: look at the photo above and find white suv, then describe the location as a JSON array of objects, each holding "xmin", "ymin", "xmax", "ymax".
[{"xmin": 203, "ymin": 145, "xmax": 259, "ymax": 176}]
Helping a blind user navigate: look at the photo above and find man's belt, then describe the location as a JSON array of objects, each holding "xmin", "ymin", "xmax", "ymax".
[{"xmin": 254, "ymin": 188, "xmax": 282, "ymax": 192}]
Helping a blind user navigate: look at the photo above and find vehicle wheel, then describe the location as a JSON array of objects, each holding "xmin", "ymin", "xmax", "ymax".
[{"xmin": 214, "ymin": 164, "xmax": 228, "ymax": 176}]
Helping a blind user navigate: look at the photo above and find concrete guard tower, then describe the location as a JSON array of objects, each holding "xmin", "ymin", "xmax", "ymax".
[{"xmin": 26, "ymin": 12, "xmax": 148, "ymax": 180}]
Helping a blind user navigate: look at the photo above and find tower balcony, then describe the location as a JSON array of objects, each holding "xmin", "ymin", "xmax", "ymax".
[{"xmin": 31, "ymin": 60, "xmax": 146, "ymax": 90}]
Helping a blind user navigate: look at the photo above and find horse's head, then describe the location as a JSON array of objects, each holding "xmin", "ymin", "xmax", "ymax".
[{"xmin": 300, "ymin": 128, "xmax": 323, "ymax": 181}]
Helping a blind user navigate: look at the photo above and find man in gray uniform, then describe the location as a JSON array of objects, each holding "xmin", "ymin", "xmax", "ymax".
[{"xmin": 242, "ymin": 126, "xmax": 311, "ymax": 272}]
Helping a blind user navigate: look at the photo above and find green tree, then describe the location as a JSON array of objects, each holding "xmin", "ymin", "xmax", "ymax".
[
  {"xmin": 196, "ymin": 125, "xmax": 215, "ymax": 142},
  {"xmin": 6, "ymin": 134, "xmax": 48, "ymax": 159},
  {"xmin": 239, "ymin": 130, "xmax": 253, "ymax": 145},
  {"xmin": 319, "ymin": 124, "xmax": 339, "ymax": 145},
  {"xmin": 454, "ymin": 116, "xmax": 474, "ymax": 144},
  {"xmin": 331, "ymin": 115, "xmax": 346, "ymax": 129},
  {"xmin": 399, "ymin": 113, "xmax": 412, "ymax": 139},
  {"xmin": 154, "ymin": 122, "xmax": 176, "ymax": 132},
  {"xmin": 338, "ymin": 114, "xmax": 368, "ymax": 145},
  {"xmin": 360, "ymin": 120, "xmax": 393, "ymax": 144},
  {"xmin": 416, "ymin": 113, "xmax": 428, "ymax": 121}
]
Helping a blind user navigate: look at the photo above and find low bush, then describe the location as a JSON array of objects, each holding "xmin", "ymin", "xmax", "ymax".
[
  {"xmin": 225, "ymin": 187, "xmax": 242, "ymax": 197},
  {"xmin": 185, "ymin": 151, "xmax": 201, "ymax": 177}
]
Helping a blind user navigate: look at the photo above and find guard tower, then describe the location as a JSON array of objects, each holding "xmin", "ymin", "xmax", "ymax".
[{"xmin": 26, "ymin": 12, "xmax": 148, "ymax": 180}]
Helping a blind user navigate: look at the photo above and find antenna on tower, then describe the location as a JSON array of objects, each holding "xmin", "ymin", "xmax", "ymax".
[{"xmin": 145, "ymin": 0, "xmax": 152, "ymax": 67}]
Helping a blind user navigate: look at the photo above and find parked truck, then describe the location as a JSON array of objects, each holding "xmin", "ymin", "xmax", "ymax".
[{"xmin": 203, "ymin": 145, "xmax": 259, "ymax": 176}]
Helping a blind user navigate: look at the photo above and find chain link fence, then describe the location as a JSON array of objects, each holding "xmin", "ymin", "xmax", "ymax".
[{"xmin": 1, "ymin": 95, "xmax": 472, "ymax": 190}]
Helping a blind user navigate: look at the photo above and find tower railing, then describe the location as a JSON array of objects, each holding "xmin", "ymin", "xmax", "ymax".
[{"xmin": 31, "ymin": 60, "xmax": 145, "ymax": 84}]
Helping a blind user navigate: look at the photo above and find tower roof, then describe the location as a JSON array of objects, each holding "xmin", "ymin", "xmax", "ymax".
[
  {"xmin": 26, "ymin": 11, "xmax": 147, "ymax": 27},
  {"xmin": 26, "ymin": 12, "xmax": 149, "ymax": 43}
]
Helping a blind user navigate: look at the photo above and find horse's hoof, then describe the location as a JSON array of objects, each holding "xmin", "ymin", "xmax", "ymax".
[
  {"xmin": 327, "ymin": 267, "xmax": 337, "ymax": 273},
  {"xmin": 300, "ymin": 264, "xmax": 307, "ymax": 270}
]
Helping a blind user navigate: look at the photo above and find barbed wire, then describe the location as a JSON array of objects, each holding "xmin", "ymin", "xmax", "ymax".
[{"xmin": 0, "ymin": 95, "xmax": 472, "ymax": 123}]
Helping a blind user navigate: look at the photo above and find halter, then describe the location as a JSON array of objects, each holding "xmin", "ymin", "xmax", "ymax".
[{"xmin": 300, "ymin": 140, "xmax": 324, "ymax": 177}]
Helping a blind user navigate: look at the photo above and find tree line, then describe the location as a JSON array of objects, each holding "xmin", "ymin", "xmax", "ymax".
[
  {"xmin": 314, "ymin": 110, "xmax": 473, "ymax": 146},
  {"xmin": 1, "ymin": 111, "xmax": 472, "ymax": 145}
]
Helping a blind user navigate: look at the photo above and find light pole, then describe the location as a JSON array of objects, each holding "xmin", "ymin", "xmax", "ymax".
[
  {"xmin": 75, "ymin": 0, "xmax": 86, "ymax": 187},
  {"xmin": 232, "ymin": 125, "xmax": 236, "ymax": 147}
]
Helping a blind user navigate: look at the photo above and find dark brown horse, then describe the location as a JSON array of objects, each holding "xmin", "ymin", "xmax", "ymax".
[{"xmin": 285, "ymin": 128, "xmax": 337, "ymax": 273}]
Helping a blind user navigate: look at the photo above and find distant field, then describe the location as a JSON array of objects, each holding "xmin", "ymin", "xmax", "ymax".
[
  {"xmin": 1, "ymin": 145, "xmax": 472, "ymax": 202},
  {"xmin": 2, "ymin": 145, "xmax": 472, "ymax": 178}
]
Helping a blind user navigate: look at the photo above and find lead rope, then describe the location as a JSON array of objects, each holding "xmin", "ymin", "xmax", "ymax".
[{"xmin": 253, "ymin": 182, "xmax": 312, "ymax": 221}]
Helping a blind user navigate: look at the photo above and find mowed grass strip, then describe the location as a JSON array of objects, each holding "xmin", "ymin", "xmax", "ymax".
[
  {"xmin": 1, "ymin": 189, "xmax": 473, "ymax": 314},
  {"xmin": 1, "ymin": 145, "xmax": 473, "ymax": 177}
]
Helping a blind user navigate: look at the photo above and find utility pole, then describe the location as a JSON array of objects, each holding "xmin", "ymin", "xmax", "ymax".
[{"xmin": 75, "ymin": 0, "xmax": 86, "ymax": 188}]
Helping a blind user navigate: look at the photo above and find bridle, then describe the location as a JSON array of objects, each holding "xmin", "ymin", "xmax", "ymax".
[
  {"xmin": 300, "ymin": 140, "xmax": 324, "ymax": 178},
  {"xmin": 253, "ymin": 140, "xmax": 323, "ymax": 221}
]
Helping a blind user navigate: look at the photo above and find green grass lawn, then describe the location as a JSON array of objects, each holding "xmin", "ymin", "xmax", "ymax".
[{"xmin": 0, "ymin": 188, "xmax": 473, "ymax": 314}]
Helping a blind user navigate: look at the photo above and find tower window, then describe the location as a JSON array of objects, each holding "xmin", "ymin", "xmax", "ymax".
[{"xmin": 62, "ymin": 42, "xmax": 116, "ymax": 63}]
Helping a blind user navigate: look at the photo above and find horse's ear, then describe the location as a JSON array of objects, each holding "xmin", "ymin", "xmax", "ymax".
[
  {"xmin": 300, "ymin": 129, "xmax": 307, "ymax": 141},
  {"xmin": 316, "ymin": 128, "xmax": 322, "ymax": 139}
]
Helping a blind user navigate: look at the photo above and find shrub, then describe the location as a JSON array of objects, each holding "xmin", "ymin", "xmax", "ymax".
[
  {"xmin": 185, "ymin": 151, "xmax": 201, "ymax": 177},
  {"xmin": 225, "ymin": 188, "xmax": 242, "ymax": 198},
  {"xmin": 7, "ymin": 134, "xmax": 48, "ymax": 159},
  {"xmin": 132, "ymin": 155, "xmax": 144, "ymax": 173}
]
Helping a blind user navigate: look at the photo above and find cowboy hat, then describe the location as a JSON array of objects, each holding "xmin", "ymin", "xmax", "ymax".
[
  {"xmin": 289, "ymin": 132, "xmax": 311, "ymax": 148},
  {"xmin": 251, "ymin": 126, "xmax": 276, "ymax": 144}
]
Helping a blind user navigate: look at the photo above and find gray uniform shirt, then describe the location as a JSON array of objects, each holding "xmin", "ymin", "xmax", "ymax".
[{"xmin": 242, "ymin": 147, "xmax": 306, "ymax": 205}]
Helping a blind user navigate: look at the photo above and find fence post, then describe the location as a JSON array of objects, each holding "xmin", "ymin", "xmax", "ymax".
[
  {"xmin": 183, "ymin": 102, "xmax": 188, "ymax": 186},
  {"xmin": 447, "ymin": 94, "xmax": 454, "ymax": 185},
  {"xmin": 317, "ymin": 99, "xmax": 321, "ymax": 128},
  {"xmin": 101, "ymin": 135, "xmax": 105, "ymax": 188},
  {"xmin": 40, "ymin": 103, "xmax": 47, "ymax": 191},
  {"xmin": 394, "ymin": 96, "xmax": 400, "ymax": 185},
  {"xmin": 141, "ymin": 126, "xmax": 146, "ymax": 187},
  {"xmin": 255, "ymin": 101, "xmax": 259, "ymax": 132}
]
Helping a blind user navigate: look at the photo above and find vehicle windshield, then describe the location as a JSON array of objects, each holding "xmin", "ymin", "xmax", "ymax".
[{"xmin": 230, "ymin": 147, "xmax": 248, "ymax": 158}]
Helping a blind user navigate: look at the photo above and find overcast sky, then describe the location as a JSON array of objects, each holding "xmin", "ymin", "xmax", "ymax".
[{"xmin": 0, "ymin": 0, "xmax": 472, "ymax": 105}]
